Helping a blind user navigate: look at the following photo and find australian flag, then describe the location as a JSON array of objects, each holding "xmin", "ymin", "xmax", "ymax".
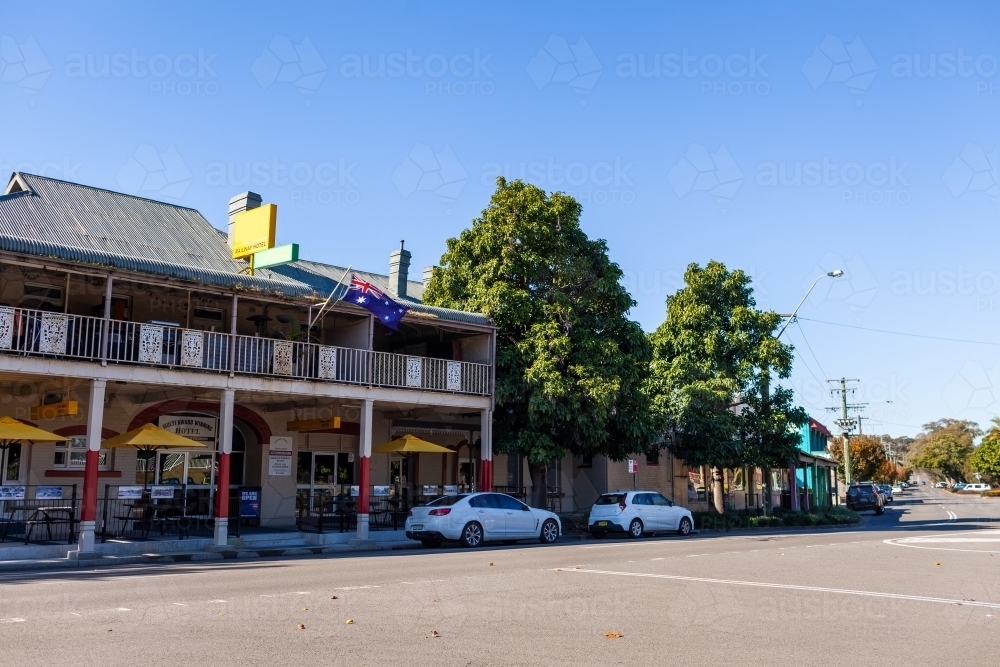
[{"xmin": 342, "ymin": 274, "xmax": 409, "ymax": 330}]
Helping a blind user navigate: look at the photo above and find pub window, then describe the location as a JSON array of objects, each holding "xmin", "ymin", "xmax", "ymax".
[
  {"xmin": 646, "ymin": 449, "xmax": 660, "ymax": 466},
  {"xmin": 54, "ymin": 436, "xmax": 110, "ymax": 471},
  {"xmin": 193, "ymin": 307, "xmax": 225, "ymax": 328},
  {"xmin": 21, "ymin": 283, "xmax": 64, "ymax": 311}
]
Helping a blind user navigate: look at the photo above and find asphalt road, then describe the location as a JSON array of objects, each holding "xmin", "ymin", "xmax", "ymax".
[{"xmin": 2, "ymin": 483, "xmax": 999, "ymax": 666}]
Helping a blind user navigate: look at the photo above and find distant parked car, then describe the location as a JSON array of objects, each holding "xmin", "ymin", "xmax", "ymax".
[
  {"xmin": 847, "ymin": 482, "xmax": 885, "ymax": 515},
  {"xmin": 405, "ymin": 492, "xmax": 561, "ymax": 548},
  {"xmin": 935, "ymin": 481, "xmax": 948, "ymax": 489},
  {"xmin": 589, "ymin": 491, "xmax": 693, "ymax": 538},
  {"xmin": 876, "ymin": 484, "xmax": 894, "ymax": 502},
  {"xmin": 891, "ymin": 484, "xmax": 904, "ymax": 494},
  {"xmin": 953, "ymin": 483, "xmax": 967, "ymax": 491},
  {"xmin": 962, "ymin": 483, "xmax": 992, "ymax": 493}
]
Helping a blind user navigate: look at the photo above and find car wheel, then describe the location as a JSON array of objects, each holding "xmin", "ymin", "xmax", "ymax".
[
  {"xmin": 590, "ymin": 531, "xmax": 606, "ymax": 539},
  {"xmin": 628, "ymin": 518, "xmax": 644, "ymax": 538},
  {"xmin": 677, "ymin": 516, "xmax": 692, "ymax": 537},
  {"xmin": 420, "ymin": 539, "xmax": 442, "ymax": 548},
  {"xmin": 874, "ymin": 505, "xmax": 884, "ymax": 515},
  {"xmin": 460, "ymin": 522, "xmax": 484, "ymax": 548},
  {"xmin": 539, "ymin": 519, "xmax": 559, "ymax": 544}
]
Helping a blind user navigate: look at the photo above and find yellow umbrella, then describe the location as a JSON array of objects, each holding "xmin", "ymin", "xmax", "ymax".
[
  {"xmin": 102, "ymin": 423, "xmax": 207, "ymax": 487},
  {"xmin": 372, "ymin": 434, "xmax": 453, "ymax": 454},
  {"xmin": 0, "ymin": 416, "xmax": 67, "ymax": 482},
  {"xmin": 102, "ymin": 423, "xmax": 208, "ymax": 451}
]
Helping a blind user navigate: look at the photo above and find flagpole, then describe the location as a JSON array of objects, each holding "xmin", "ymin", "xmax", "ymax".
[{"xmin": 309, "ymin": 265, "xmax": 353, "ymax": 329}]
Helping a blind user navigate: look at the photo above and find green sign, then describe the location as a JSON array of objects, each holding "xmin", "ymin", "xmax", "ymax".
[{"xmin": 253, "ymin": 243, "xmax": 299, "ymax": 269}]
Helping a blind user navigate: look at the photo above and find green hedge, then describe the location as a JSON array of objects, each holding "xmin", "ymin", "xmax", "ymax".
[{"xmin": 693, "ymin": 507, "xmax": 859, "ymax": 531}]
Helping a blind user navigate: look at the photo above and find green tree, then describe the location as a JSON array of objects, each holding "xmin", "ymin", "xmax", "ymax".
[
  {"xmin": 423, "ymin": 178, "xmax": 657, "ymax": 507},
  {"xmin": 908, "ymin": 419, "xmax": 981, "ymax": 482},
  {"xmin": 968, "ymin": 419, "xmax": 1000, "ymax": 483},
  {"xmin": 647, "ymin": 261, "xmax": 806, "ymax": 513}
]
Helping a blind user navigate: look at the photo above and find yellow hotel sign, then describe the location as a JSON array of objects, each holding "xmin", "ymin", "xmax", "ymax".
[
  {"xmin": 231, "ymin": 204, "xmax": 277, "ymax": 259},
  {"xmin": 286, "ymin": 417, "xmax": 341, "ymax": 432}
]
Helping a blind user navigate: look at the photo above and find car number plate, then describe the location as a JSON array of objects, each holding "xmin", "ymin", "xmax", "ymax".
[
  {"xmin": 411, "ymin": 524, "xmax": 423, "ymax": 530},
  {"xmin": 597, "ymin": 521, "xmax": 609, "ymax": 527}
]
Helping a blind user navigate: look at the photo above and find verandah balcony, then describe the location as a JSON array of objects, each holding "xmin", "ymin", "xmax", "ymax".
[{"xmin": 0, "ymin": 306, "xmax": 491, "ymax": 396}]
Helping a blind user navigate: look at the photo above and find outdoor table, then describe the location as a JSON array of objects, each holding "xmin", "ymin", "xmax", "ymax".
[
  {"xmin": 12, "ymin": 504, "xmax": 77, "ymax": 544},
  {"xmin": 114, "ymin": 501, "xmax": 154, "ymax": 539}
]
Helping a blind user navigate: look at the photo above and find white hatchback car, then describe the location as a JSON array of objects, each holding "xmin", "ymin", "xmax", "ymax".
[
  {"xmin": 589, "ymin": 491, "xmax": 694, "ymax": 538},
  {"xmin": 405, "ymin": 492, "xmax": 562, "ymax": 548}
]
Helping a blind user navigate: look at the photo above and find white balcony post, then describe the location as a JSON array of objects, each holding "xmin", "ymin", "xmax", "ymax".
[
  {"xmin": 99, "ymin": 276, "xmax": 112, "ymax": 366},
  {"xmin": 356, "ymin": 398, "xmax": 374, "ymax": 541},
  {"xmin": 228, "ymin": 295, "xmax": 238, "ymax": 375},
  {"xmin": 77, "ymin": 378, "xmax": 106, "ymax": 555},
  {"xmin": 214, "ymin": 388, "xmax": 235, "ymax": 546},
  {"xmin": 479, "ymin": 409, "xmax": 493, "ymax": 492}
]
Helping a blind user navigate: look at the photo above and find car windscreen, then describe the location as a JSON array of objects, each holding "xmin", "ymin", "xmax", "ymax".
[
  {"xmin": 426, "ymin": 494, "xmax": 467, "ymax": 507},
  {"xmin": 596, "ymin": 493, "xmax": 626, "ymax": 505}
]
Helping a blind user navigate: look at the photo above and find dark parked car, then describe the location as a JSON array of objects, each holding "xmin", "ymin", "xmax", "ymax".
[{"xmin": 847, "ymin": 482, "xmax": 885, "ymax": 515}]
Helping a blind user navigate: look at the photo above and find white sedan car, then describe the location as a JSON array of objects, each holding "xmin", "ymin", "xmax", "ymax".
[
  {"xmin": 405, "ymin": 492, "xmax": 562, "ymax": 548},
  {"xmin": 589, "ymin": 491, "xmax": 693, "ymax": 538}
]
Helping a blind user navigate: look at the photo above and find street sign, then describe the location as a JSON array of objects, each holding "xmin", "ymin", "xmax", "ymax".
[
  {"xmin": 627, "ymin": 460, "xmax": 638, "ymax": 474},
  {"xmin": 231, "ymin": 204, "xmax": 277, "ymax": 259}
]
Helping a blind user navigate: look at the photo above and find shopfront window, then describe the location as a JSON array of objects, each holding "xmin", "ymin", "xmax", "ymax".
[
  {"xmin": 3, "ymin": 444, "xmax": 22, "ymax": 483},
  {"xmin": 54, "ymin": 437, "xmax": 109, "ymax": 471}
]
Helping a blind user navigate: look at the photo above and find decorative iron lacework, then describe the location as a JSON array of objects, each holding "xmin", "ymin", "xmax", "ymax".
[
  {"xmin": 446, "ymin": 361, "xmax": 462, "ymax": 391},
  {"xmin": 318, "ymin": 346, "xmax": 337, "ymax": 379},
  {"xmin": 180, "ymin": 330, "xmax": 204, "ymax": 367},
  {"xmin": 0, "ymin": 307, "xmax": 13, "ymax": 349},
  {"xmin": 273, "ymin": 340, "xmax": 293, "ymax": 375},
  {"xmin": 406, "ymin": 356, "xmax": 422, "ymax": 387},
  {"xmin": 39, "ymin": 313, "xmax": 68, "ymax": 354},
  {"xmin": 138, "ymin": 325, "xmax": 163, "ymax": 363}
]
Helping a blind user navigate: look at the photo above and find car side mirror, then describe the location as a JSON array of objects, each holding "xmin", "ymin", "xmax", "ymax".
[{"xmin": 521, "ymin": 506, "xmax": 530, "ymax": 511}]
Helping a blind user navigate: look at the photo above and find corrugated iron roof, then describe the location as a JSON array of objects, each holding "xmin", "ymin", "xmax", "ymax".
[{"xmin": 0, "ymin": 172, "xmax": 490, "ymax": 326}]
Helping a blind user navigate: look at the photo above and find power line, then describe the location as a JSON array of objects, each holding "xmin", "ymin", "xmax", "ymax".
[
  {"xmin": 799, "ymin": 317, "xmax": 1000, "ymax": 347},
  {"xmin": 794, "ymin": 320, "xmax": 829, "ymax": 380}
]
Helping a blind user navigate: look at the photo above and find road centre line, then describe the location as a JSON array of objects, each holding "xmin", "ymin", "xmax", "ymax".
[{"xmin": 559, "ymin": 568, "xmax": 1000, "ymax": 610}]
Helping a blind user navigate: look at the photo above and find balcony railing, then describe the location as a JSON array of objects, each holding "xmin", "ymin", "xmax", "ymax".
[{"xmin": 0, "ymin": 306, "xmax": 490, "ymax": 396}]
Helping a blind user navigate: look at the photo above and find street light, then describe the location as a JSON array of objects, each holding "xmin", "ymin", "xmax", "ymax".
[{"xmin": 776, "ymin": 270, "xmax": 844, "ymax": 339}]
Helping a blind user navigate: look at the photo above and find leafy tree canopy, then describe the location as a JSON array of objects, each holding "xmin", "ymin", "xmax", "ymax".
[
  {"xmin": 647, "ymin": 261, "xmax": 806, "ymax": 469},
  {"xmin": 969, "ymin": 419, "xmax": 1000, "ymax": 483},
  {"xmin": 423, "ymin": 178, "xmax": 656, "ymax": 504},
  {"xmin": 829, "ymin": 434, "xmax": 892, "ymax": 483},
  {"xmin": 908, "ymin": 418, "xmax": 981, "ymax": 482}
]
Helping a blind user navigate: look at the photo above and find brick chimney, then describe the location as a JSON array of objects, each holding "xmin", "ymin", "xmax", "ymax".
[
  {"xmin": 388, "ymin": 240, "xmax": 411, "ymax": 297},
  {"xmin": 227, "ymin": 191, "xmax": 262, "ymax": 248}
]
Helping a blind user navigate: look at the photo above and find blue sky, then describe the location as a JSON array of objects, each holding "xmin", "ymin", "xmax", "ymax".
[{"xmin": 2, "ymin": 1, "xmax": 998, "ymax": 436}]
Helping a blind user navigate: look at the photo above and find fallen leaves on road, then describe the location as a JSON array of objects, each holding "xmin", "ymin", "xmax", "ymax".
[
  {"xmin": 298, "ymin": 624, "xmax": 306, "ymax": 630},
  {"xmin": 432, "ymin": 599, "xmax": 439, "ymax": 602},
  {"xmin": 430, "ymin": 630, "xmax": 441, "ymax": 638},
  {"xmin": 331, "ymin": 595, "xmax": 339, "ymax": 599},
  {"xmin": 345, "ymin": 619, "xmax": 355, "ymax": 625},
  {"xmin": 107, "ymin": 629, "xmax": 112, "ymax": 632},
  {"xmin": 302, "ymin": 607, "xmax": 308, "ymax": 611},
  {"xmin": 489, "ymin": 563, "xmax": 494, "ymax": 566},
  {"xmin": 604, "ymin": 632, "xmax": 623, "ymax": 639},
  {"xmin": 935, "ymin": 562, "xmax": 941, "ymax": 566}
]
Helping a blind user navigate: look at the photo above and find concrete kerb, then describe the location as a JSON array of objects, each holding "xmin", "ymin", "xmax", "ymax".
[{"xmin": 0, "ymin": 539, "xmax": 421, "ymax": 573}]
